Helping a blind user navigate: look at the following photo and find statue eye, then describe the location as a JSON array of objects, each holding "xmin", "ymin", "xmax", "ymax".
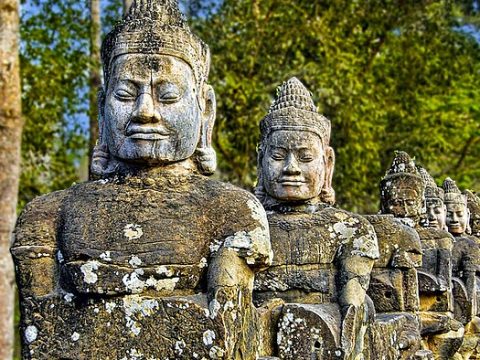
[
  {"xmin": 390, "ymin": 200, "xmax": 402, "ymax": 207},
  {"xmin": 159, "ymin": 92, "xmax": 180, "ymax": 102},
  {"xmin": 299, "ymin": 155, "xmax": 314, "ymax": 162},
  {"xmin": 157, "ymin": 83, "xmax": 182, "ymax": 103},
  {"xmin": 115, "ymin": 89, "xmax": 136, "ymax": 100},
  {"xmin": 270, "ymin": 151, "xmax": 286, "ymax": 161}
]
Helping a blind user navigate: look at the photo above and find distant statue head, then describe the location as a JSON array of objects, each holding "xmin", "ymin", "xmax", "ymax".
[
  {"xmin": 255, "ymin": 77, "xmax": 335, "ymax": 208},
  {"xmin": 92, "ymin": 0, "xmax": 216, "ymax": 177},
  {"xmin": 465, "ymin": 190, "xmax": 480, "ymax": 237},
  {"xmin": 380, "ymin": 151, "xmax": 425, "ymax": 222},
  {"xmin": 443, "ymin": 178, "xmax": 470, "ymax": 236},
  {"xmin": 418, "ymin": 167, "xmax": 447, "ymax": 230}
]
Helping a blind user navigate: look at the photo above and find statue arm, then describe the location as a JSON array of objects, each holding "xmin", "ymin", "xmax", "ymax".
[
  {"xmin": 337, "ymin": 222, "xmax": 378, "ymax": 358},
  {"xmin": 10, "ymin": 192, "xmax": 64, "ymax": 298},
  {"xmin": 339, "ymin": 255, "xmax": 376, "ymax": 309},
  {"xmin": 206, "ymin": 196, "xmax": 272, "ymax": 299},
  {"xmin": 338, "ymin": 221, "xmax": 379, "ymax": 309}
]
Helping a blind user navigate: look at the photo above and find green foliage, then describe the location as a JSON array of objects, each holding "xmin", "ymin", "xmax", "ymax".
[
  {"xmin": 190, "ymin": 0, "xmax": 480, "ymax": 212},
  {"xmin": 19, "ymin": 0, "xmax": 125, "ymax": 210},
  {"xmin": 19, "ymin": 0, "xmax": 91, "ymax": 209},
  {"xmin": 18, "ymin": 0, "xmax": 480, "ymax": 214}
]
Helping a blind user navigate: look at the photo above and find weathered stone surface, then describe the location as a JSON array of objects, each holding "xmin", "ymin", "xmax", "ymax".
[
  {"xmin": 13, "ymin": 168, "xmax": 271, "ymax": 359},
  {"xmin": 369, "ymin": 313, "xmax": 424, "ymax": 360},
  {"xmin": 276, "ymin": 303, "xmax": 342, "ymax": 359},
  {"xmin": 365, "ymin": 214, "xmax": 422, "ymax": 314},
  {"xmin": 19, "ymin": 294, "xmax": 227, "ymax": 359}
]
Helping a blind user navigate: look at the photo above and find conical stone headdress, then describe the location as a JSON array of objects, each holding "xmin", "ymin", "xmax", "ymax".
[
  {"xmin": 443, "ymin": 178, "xmax": 467, "ymax": 205},
  {"xmin": 418, "ymin": 167, "xmax": 444, "ymax": 200},
  {"xmin": 465, "ymin": 189, "xmax": 480, "ymax": 216},
  {"xmin": 101, "ymin": 0, "xmax": 210, "ymax": 86},
  {"xmin": 260, "ymin": 77, "xmax": 331, "ymax": 144},
  {"xmin": 380, "ymin": 151, "xmax": 424, "ymax": 196}
]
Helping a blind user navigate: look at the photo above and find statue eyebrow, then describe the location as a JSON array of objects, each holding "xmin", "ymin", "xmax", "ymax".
[{"xmin": 116, "ymin": 78, "xmax": 144, "ymax": 86}]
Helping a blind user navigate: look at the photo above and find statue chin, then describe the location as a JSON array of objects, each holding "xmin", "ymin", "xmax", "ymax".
[{"xmin": 111, "ymin": 139, "xmax": 197, "ymax": 166}]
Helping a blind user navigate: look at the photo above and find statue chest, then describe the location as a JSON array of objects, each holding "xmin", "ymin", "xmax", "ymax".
[
  {"xmin": 58, "ymin": 183, "xmax": 216, "ymax": 295},
  {"xmin": 268, "ymin": 213, "xmax": 340, "ymax": 266},
  {"xmin": 254, "ymin": 212, "xmax": 341, "ymax": 299}
]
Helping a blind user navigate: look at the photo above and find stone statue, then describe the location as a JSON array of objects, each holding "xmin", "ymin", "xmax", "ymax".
[
  {"xmin": 12, "ymin": 1, "xmax": 272, "ymax": 358},
  {"xmin": 380, "ymin": 153, "xmax": 463, "ymax": 358},
  {"xmin": 253, "ymin": 77, "xmax": 379, "ymax": 359},
  {"xmin": 418, "ymin": 167, "xmax": 447, "ymax": 231},
  {"xmin": 465, "ymin": 190, "xmax": 480, "ymax": 238},
  {"xmin": 444, "ymin": 178, "xmax": 472, "ymax": 239},
  {"xmin": 443, "ymin": 179, "xmax": 480, "ymax": 358}
]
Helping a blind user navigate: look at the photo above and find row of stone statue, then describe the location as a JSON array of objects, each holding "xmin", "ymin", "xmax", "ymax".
[{"xmin": 11, "ymin": 0, "xmax": 480, "ymax": 359}]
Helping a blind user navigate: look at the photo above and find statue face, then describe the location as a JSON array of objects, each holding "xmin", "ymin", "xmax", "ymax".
[
  {"xmin": 262, "ymin": 130, "xmax": 327, "ymax": 202},
  {"xmin": 426, "ymin": 198, "xmax": 447, "ymax": 230},
  {"xmin": 103, "ymin": 54, "xmax": 202, "ymax": 164},
  {"xmin": 385, "ymin": 186, "xmax": 423, "ymax": 219},
  {"xmin": 446, "ymin": 202, "xmax": 469, "ymax": 235},
  {"xmin": 471, "ymin": 212, "xmax": 480, "ymax": 236}
]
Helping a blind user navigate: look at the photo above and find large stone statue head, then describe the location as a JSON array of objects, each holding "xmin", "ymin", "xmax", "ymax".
[
  {"xmin": 380, "ymin": 151, "xmax": 425, "ymax": 223},
  {"xmin": 465, "ymin": 190, "xmax": 480, "ymax": 237},
  {"xmin": 255, "ymin": 77, "xmax": 334, "ymax": 209},
  {"xmin": 418, "ymin": 167, "xmax": 447, "ymax": 230},
  {"xmin": 91, "ymin": 0, "xmax": 216, "ymax": 176},
  {"xmin": 443, "ymin": 178, "xmax": 470, "ymax": 236}
]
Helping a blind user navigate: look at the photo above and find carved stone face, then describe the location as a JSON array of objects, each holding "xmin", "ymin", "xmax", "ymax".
[
  {"xmin": 385, "ymin": 186, "xmax": 423, "ymax": 219},
  {"xmin": 445, "ymin": 202, "xmax": 470, "ymax": 235},
  {"xmin": 262, "ymin": 130, "xmax": 327, "ymax": 202},
  {"xmin": 471, "ymin": 213, "xmax": 480, "ymax": 237},
  {"xmin": 104, "ymin": 54, "xmax": 202, "ymax": 164},
  {"xmin": 425, "ymin": 197, "xmax": 447, "ymax": 230}
]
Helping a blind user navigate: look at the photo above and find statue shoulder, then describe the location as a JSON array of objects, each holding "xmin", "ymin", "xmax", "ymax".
[
  {"xmin": 13, "ymin": 189, "xmax": 70, "ymax": 250},
  {"xmin": 202, "ymin": 177, "xmax": 268, "ymax": 226},
  {"xmin": 323, "ymin": 207, "xmax": 379, "ymax": 260},
  {"xmin": 364, "ymin": 214, "xmax": 422, "ymax": 268},
  {"xmin": 416, "ymin": 227, "xmax": 454, "ymax": 248},
  {"xmin": 202, "ymin": 178, "xmax": 272, "ymax": 269}
]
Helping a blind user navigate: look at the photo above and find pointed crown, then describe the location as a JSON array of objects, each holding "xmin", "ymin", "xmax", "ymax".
[
  {"xmin": 465, "ymin": 190, "xmax": 480, "ymax": 216},
  {"xmin": 260, "ymin": 77, "xmax": 331, "ymax": 144},
  {"xmin": 418, "ymin": 166, "xmax": 444, "ymax": 200},
  {"xmin": 380, "ymin": 151, "xmax": 424, "ymax": 194},
  {"xmin": 101, "ymin": 0, "xmax": 210, "ymax": 87},
  {"xmin": 443, "ymin": 177, "xmax": 467, "ymax": 205}
]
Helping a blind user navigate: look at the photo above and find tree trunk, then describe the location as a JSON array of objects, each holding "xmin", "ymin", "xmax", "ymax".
[
  {"xmin": 0, "ymin": 0, "xmax": 23, "ymax": 358},
  {"xmin": 123, "ymin": 0, "xmax": 133, "ymax": 15},
  {"xmin": 89, "ymin": 0, "xmax": 101, "ymax": 176}
]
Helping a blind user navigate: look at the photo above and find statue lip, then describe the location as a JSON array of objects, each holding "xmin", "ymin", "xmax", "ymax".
[
  {"xmin": 126, "ymin": 126, "xmax": 171, "ymax": 140},
  {"xmin": 278, "ymin": 178, "xmax": 306, "ymax": 186}
]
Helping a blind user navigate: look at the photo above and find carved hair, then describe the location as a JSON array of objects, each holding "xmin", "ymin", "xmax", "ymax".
[{"xmin": 417, "ymin": 166, "xmax": 444, "ymax": 201}]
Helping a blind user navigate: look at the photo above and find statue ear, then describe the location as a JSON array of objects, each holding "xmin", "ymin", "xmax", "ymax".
[
  {"xmin": 466, "ymin": 208, "xmax": 472, "ymax": 234},
  {"xmin": 194, "ymin": 84, "xmax": 217, "ymax": 175},
  {"xmin": 90, "ymin": 88, "xmax": 110, "ymax": 179},
  {"xmin": 200, "ymin": 84, "xmax": 216, "ymax": 149},
  {"xmin": 321, "ymin": 146, "xmax": 336, "ymax": 205}
]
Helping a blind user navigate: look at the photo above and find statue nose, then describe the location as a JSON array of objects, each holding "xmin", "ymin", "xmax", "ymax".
[
  {"xmin": 133, "ymin": 92, "xmax": 159, "ymax": 123},
  {"xmin": 283, "ymin": 154, "xmax": 301, "ymax": 175}
]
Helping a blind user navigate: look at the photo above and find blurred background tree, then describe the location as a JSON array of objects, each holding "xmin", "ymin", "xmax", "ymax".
[
  {"xmin": 18, "ymin": 0, "xmax": 480, "ymax": 215},
  {"xmin": 187, "ymin": 0, "xmax": 480, "ymax": 212}
]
